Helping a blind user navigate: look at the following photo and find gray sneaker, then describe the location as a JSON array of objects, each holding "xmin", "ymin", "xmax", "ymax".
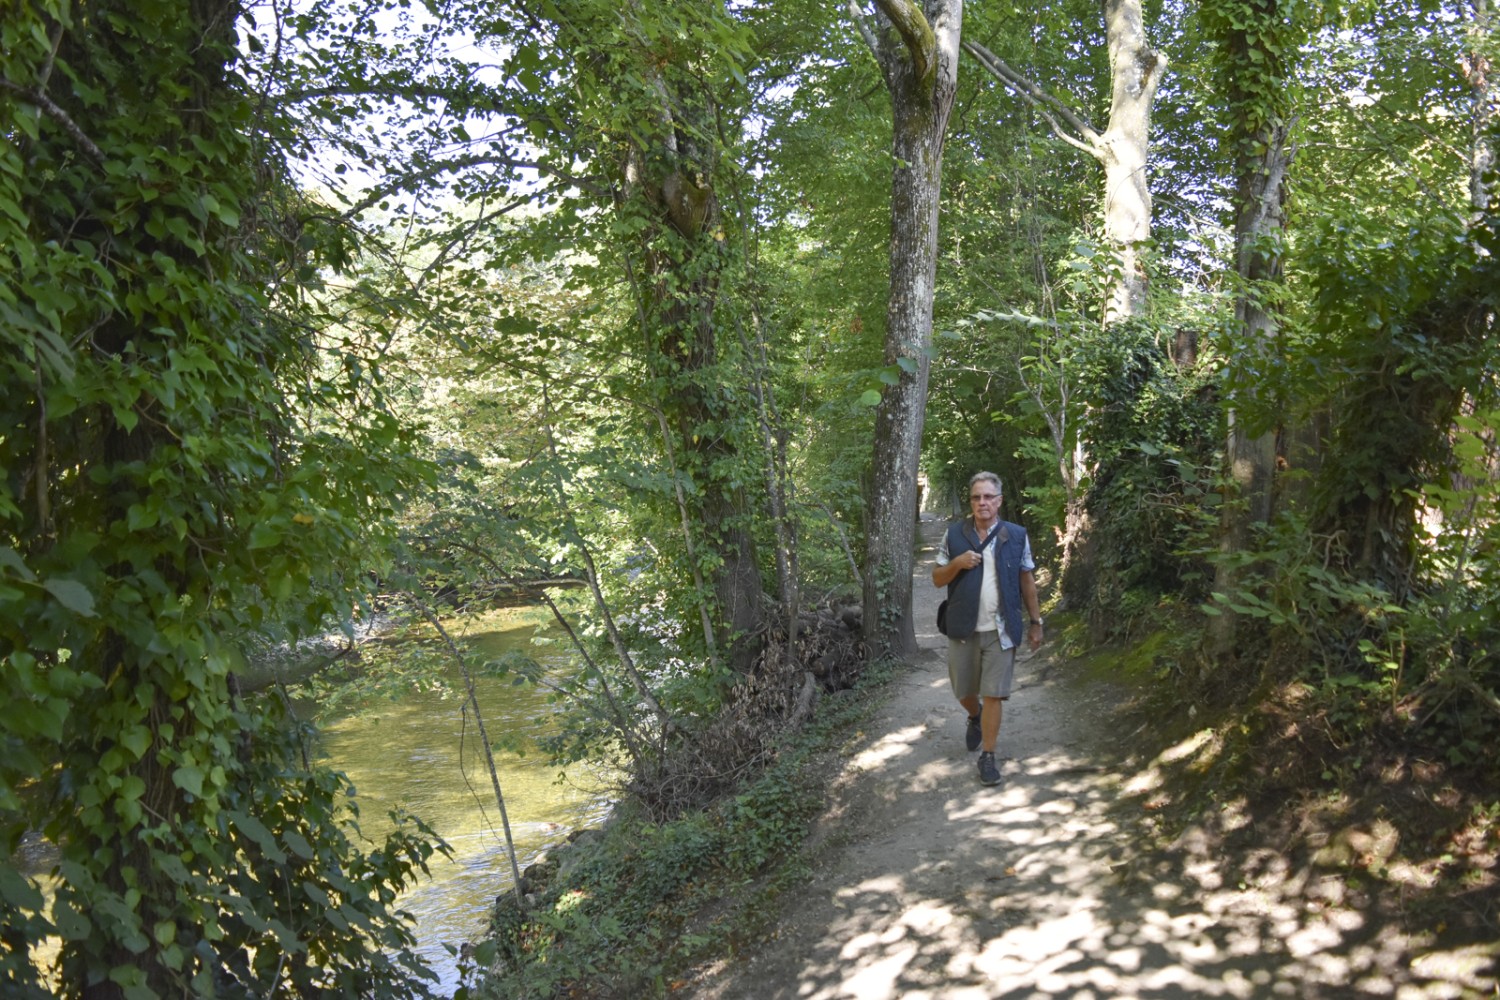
[
  {"xmin": 977, "ymin": 751, "xmax": 1001, "ymax": 786},
  {"xmin": 965, "ymin": 714, "xmax": 982, "ymax": 752}
]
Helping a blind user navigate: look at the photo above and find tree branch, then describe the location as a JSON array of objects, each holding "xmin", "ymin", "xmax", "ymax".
[
  {"xmin": 846, "ymin": 0, "xmax": 883, "ymax": 60},
  {"xmin": 441, "ymin": 538, "xmax": 650, "ymax": 769},
  {"xmin": 278, "ymin": 82, "xmax": 476, "ymax": 106},
  {"xmin": 960, "ymin": 40, "xmax": 1102, "ymax": 160},
  {"xmin": 0, "ymin": 78, "xmax": 105, "ymax": 163},
  {"xmin": 872, "ymin": 0, "xmax": 936, "ymax": 82},
  {"xmin": 336, "ymin": 152, "xmax": 601, "ymax": 220},
  {"xmin": 412, "ymin": 597, "xmax": 528, "ymax": 914}
]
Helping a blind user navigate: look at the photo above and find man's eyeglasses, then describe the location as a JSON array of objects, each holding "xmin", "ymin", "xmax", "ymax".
[{"xmin": 969, "ymin": 493, "xmax": 999, "ymax": 502}]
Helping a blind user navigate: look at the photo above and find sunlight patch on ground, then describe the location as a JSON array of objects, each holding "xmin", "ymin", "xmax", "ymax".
[
  {"xmin": 1121, "ymin": 765, "xmax": 1163, "ymax": 796},
  {"xmin": 1158, "ymin": 727, "xmax": 1218, "ymax": 764},
  {"xmin": 837, "ymin": 940, "xmax": 919, "ymax": 998},
  {"xmin": 1124, "ymin": 727, "xmax": 1220, "ymax": 798},
  {"xmin": 848, "ymin": 724, "xmax": 928, "ymax": 770},
  {"xmin": 1409, "ymin": 944, "xmax": 1500, "ymax": 991}
]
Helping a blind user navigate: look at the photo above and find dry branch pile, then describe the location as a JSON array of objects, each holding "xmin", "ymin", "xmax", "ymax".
[{"xmin": 630, "ymin": 602, "xmax": 867, "ymax": 819}]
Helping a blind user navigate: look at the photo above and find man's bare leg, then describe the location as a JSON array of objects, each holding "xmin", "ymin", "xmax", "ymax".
[{"xmin": 980, "ymin": 695, "xmax": 1003, "ymax": 753}]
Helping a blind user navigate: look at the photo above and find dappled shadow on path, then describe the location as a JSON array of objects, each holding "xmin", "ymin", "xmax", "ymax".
[
  {"xmin": 686, "ymin": 518, "xmax": 1498, "ymax": 1000},
  {"xmin": 695, "ymin": 662, "xmax": 1497, "ymax": 998}
]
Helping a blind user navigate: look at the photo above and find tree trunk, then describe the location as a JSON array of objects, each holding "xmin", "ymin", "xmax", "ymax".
[
  {"xmin": 1467, "ymin": 0, "xmax": 1495, "ymax": 220},
  {"xmin": 963, "ymin": 3, "xmax": 1164, "ymax": 612},
  {"xmin": 1206, "ymin": 0, "xmax": 1296, "ymax": 657},
  {"xmin": 1219, "ymin": 132, "xmax": 1287, "ymax": 546},
  {"xmin": 850, "ymin": 0, "xmax": 962, "ymax": 656},
  {"xmin": 1212, "ymin": 155, "xmax": 1289, "ymax": 653},
  {"xmin": 616, "ymin": 9, "xmax": 766, "ymax": 671},
  {"xmin": 1100, "ymin": 0, "xmax": 1166, "ymax": 324}
]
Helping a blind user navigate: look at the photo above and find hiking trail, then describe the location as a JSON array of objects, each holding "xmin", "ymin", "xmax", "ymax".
[{"xmin": 684, "ymin": 516, "xmax": 1495, "ymax": 999}]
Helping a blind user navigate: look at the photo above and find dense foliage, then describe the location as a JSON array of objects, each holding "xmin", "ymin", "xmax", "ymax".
[
  {"xmin": 1, "ymin": 1, "xmax": 443, "ymax": 994},
  {"xmin": 2, "ymin": 0, "xmax": 1496, "ymax": 993}
]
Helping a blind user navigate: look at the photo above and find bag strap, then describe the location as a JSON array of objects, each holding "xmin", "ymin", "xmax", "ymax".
[
  {"xmin": 947, "ymin": 522, "xmax": 1000, "ymax": 559},
  {"xmin": 952, "ymin": 522, "xmax": 1000, "ymax": 577}
]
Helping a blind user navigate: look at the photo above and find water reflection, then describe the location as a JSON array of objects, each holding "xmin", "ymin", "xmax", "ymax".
[{"xmin": 313, "ymin": 606, "xmax": 611, "ymax": 994}]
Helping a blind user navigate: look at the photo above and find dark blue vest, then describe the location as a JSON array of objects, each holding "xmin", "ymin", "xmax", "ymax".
[{"xmin": 943, "ymin": 519, "xmax": 1028, "ymax": 641}]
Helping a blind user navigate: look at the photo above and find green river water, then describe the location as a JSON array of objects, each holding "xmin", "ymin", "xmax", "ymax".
[{"xmin": 313, "ymin": 606, "xmax": 611, "ymax": 993}]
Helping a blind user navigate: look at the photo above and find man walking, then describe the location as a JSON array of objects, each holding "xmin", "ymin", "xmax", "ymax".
[{"xmin": 932, "ymin": 472, "xmax": 1043, "ymax": 786}]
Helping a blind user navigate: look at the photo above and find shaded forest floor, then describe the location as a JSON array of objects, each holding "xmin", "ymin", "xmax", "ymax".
[{"xmin": 681, "ymin": 517, "xmax": 1499, "ymax": 999}]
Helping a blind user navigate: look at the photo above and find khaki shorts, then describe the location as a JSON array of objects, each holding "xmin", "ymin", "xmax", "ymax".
[{"xmin": 947, "ymin": 629, "xmax": 1016, "ymax": 700}]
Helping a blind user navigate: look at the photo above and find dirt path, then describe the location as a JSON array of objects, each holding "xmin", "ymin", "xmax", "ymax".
[{"xmin": 686, "ymin": 518, "xmax": 1498, "ymax": 999}]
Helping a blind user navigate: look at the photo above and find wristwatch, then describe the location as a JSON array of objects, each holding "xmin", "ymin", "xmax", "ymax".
[{"xmin": 1030, "ymin": 619, "xmax": 1043, "ymax": 626}]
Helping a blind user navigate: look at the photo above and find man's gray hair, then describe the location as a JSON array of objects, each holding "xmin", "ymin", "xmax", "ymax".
[{"xmin": 968, "ymin": 471, "xmax": 1002, "ymax": 495}]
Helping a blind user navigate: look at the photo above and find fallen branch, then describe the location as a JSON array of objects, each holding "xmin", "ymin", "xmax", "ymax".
[{"xmin": 413, "ymin": 598, "xmax": 526, "ymax": 914}]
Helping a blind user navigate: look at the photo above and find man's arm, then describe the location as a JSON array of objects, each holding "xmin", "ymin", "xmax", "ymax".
[
  {"xmin": 1020, "ymin": 569, "xmax": 1040, "ymax": 622},
  {"xmin": 932, "ymin": 557, "xmax": 975, "ymax": 588},
  {"xmin": 1020, "ymin": 569, "xmax": 1043, "ymax": 648}
]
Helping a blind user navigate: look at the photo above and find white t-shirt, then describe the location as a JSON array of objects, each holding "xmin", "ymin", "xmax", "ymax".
[{"xmin": 976, "ymin": 540, "xmax": 999, "ymax": 633}]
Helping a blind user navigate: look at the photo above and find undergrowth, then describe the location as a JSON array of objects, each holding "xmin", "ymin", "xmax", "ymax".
[
  {"xmin": 466, "ymin": 655, "xmax": 901, "ymax": 999},
  {"xmin": 1087, "ymin": 591, "xmax": 1500, "ymax": 961}
]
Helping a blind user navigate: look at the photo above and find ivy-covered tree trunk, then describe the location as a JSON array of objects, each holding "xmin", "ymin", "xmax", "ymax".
[
  {"xmin": 1317, "ymin": 0, "xmax": 1498, "ymax": 594},
  {"xmin": 613, "ymin": 8, "xmax": 767, "ymax": 674},
  {"xmin": 1205, "ymin": 0, "xmax": 1299, "ymax": 656},
  {"xmin": 1, "ymin": 2, "xmax": 440, "ymax": 995},
  {"xmin": 1217, "ymin": 109, "xmax": 1289, "ymax": 537},
  {"xmin": 850, "ymin": 0, "xmax": 962, "ymax": 656}
]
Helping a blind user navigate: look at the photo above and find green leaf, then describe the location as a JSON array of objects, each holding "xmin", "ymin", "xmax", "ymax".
[
  {"xmin": 156, "ymin": 854, "xmax": 190, "ymax": 883},
  {"xmin": 859, "ymin": 389, "xmax": 882, "ymax": 407},
  {"xmin": 229, "ymin": 810, "xmax": 286, "ymax": 862},
  {"xmin": 54, "ymin": 899, "xmax": 91, "ymax": 940},
  {"xmin": 248, "ymin": 522, "xmax": 282, "ymax": 550},
  {"xmin": 119, "ymin": 726, "xmax": 152, "ymax": 760},
  {"xmin": 172, "ymin": 764, "xmax": 205, "ymax": 797},
  {"xmin": 0, "ymin": 866, "xmax": 44, "ymax": 910},
  {"xmin": 282, "ymin": 829, "xmax": 315, "ymax": 860},
  {"xmin": 42, "ymin": 578, "xmax": 96, "ymax": 617},
  {"xmin": 0, "ymin": 547, "xmax": 35, "ymax": 582}
]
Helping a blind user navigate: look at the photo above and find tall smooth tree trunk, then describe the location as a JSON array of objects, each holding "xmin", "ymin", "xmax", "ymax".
[
  {"xmin": 963, "ymin": 5, "xmax": 1163, "ymax": 322},
  {"xmin": 1467, "ymin": 0, "xmax": 1495, "ymax": 220},
  {"xmin": 849, "ymin": 0, "xmax": 962, "ymax": 656},
  {"xmin": 1100, "ymin": 0, "xmax": 1166, "ymax": 323},
  {"xmin": 963, "ymin": 0, "xmax": 1165, "ymax": 616}
]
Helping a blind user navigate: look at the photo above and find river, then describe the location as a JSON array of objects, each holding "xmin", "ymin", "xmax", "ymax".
[{"xmin": 312, "ymin": 605, "xmax": 612, "ymax": 993}]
